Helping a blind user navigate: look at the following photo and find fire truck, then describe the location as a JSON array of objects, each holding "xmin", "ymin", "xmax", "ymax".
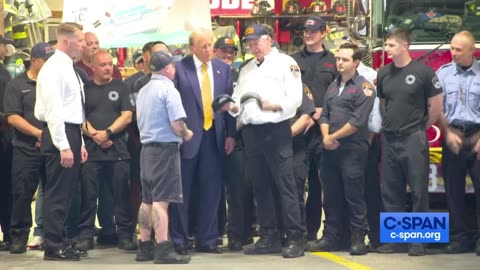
[{"xmin": 328, "ymin": 0, "xmax": 480, "ymax": 195}]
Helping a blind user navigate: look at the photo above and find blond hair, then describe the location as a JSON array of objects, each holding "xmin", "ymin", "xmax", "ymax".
[{"xmin": 57, "ymin": 22, "xmax": 83, "ymax": 37}]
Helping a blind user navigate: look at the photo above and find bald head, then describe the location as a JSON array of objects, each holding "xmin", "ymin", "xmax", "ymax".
[
  {"xmin": 451, "ymin": 30, "xmax": 476, "ymax": 67},
  {"xmin": 91, "ymin": 50, "xmax": 113, "ymax": 84}
]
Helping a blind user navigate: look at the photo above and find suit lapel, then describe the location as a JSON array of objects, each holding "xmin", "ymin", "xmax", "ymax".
[
  {"xmin": 184, "ymin": 56, "xmax": 203, "ymax": 109},
  {"xmin": 211, "ymin": 59, "xmax": 222, "ymax": 98}
]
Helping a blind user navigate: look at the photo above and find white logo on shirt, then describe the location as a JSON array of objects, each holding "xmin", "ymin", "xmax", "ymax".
[
  {"xmin": 108, "ymin": 90, "xmax": 119, "ymax": 101},
  {"xmin": 21, "ymin": 89, "xmax": 31, "ymax": 93},
  {"xmin": 405, "ymin": 74, "xmax": 416, "ymax": 85},
  {"xmin": 432, "ymin": 76, "xmax": 441, "ymax": 89}
]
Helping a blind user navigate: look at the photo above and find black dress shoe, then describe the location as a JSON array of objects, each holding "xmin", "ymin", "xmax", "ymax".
[
  {"xmin": 173, "ymin": 243, "xmax": 189, "ymax": 255},
  {"xmin": 66, "ymin": 245, "xmax": 88, "ymax": 257},
  {"xmin": 44, "ymin": 248, "xmax": 80, "ymax": 261},
  {"xmin": 196, "ymin": 244, "xmax": 223, "ymax": 254}
]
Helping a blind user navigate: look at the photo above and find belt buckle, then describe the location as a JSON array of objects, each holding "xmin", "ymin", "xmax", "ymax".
[{"xmin": 394, "ymin": 130, "xmax": 402, "ymax": 136}]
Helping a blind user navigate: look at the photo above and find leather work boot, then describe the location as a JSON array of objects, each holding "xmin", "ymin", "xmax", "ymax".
[
  {"xmin": 350, "ymin": 230, "xmax": 367, "ymax": 256},
  {"xmin": 153, "ymin": 241, "xmax": 190, "ymax": 264},
  {"xmin": 9, "ymin": 230, "xmax": 29, "ymax": 254},
  {"xmin": 244, "ymin": 232, "xmax": 282, "ymax": 255},
  {"xmin": 306, "ymin": 237, "xmax": 339, "ymax": 252},
  {"xmin": 282, "ymin": 231, "xmax": 304, "ymax": 258},
  {"xmin": 136, "ymin": 240, "xmax": 154, "ymax": 261}
]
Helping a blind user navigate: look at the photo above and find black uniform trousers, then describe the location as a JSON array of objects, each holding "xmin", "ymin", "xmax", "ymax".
[
  {"xmin": 381, "ymin": 129, "xmax": 429, "ymax": 213},
  {"xmin": 78, "ymin": 160, "xmax": 134, "ymax": 240},
  {"xmin": 10, "ymin": 148, "xmax": 45, "ymax": 235},
  {"xmin": 320, "ymin": 142, "xmax": 369, "ymax": 241},
  {"xmin": 365, "ymin": 136, "xmax": 381, "ymax": 245},
  {"xmin": 41, "ymin": 124, "xmax": 82, "ymax": 250},
  {"xmin": 224, "ymin": 134, "xmax": 255, "ymax": 243},
  {"xmin": 242, "ymin": 120, "xmax": 304, "ymax": 236},
  {"xmin": 292, "ymin": 145, "xmax": 310, "ymax": 238},
  {"xmin": 305, "ymin": 152, "xmax": 322, "ymax": 239},
  {"xmin": 0, "ymin": 130, "xmax": 13, "ymax": 242},
  {"xmin": 442, "ymin": 128, "xmax": 480, "ymax": 240}
]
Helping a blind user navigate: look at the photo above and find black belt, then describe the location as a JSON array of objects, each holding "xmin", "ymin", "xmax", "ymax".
[
  {"xmin": 383, "ymin": 125, "xmax": 423, "ymax": 137},
  {"xmin": 143, "ymin": 142, "xmax": 179, "ymax": 148},
  {"xmin": 450, "ymin": 124, "xmax": 480, "ymax": 133}
]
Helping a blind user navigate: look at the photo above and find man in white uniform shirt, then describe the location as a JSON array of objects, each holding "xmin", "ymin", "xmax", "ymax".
[
  {"xmin": 222, "ymin": 24, "xmax": 305, "ymax": 258},
  {"xmin": 34, "ymin": 22, "xmax": 88, "ymax": 261}
]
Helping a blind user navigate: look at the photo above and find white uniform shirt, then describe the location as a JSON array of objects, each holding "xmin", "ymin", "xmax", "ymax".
[
  {"xmin": 232, "ymin": 48, "xmax": 302, "ymax": 125},
  {"xmin": 357, "ymin": 62, "xmax": 382, "ymax": 133},
  {"xmin": 35, "ymin": 49, "xmax": 85, "ymax": 151}
]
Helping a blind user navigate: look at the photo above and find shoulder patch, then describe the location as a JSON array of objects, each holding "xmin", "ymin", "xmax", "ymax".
[
  {"xmin": 303, "ymin": 84, "xmax": 313, "ymax": 100},
  {"xmin": 290, "ymin": 65, "xmax": 300, "ymax": 78},
  {"xmin": 432, "ymin": 76, "xmax": 441, "ymax": 89},
  {"xmin": 362, "ymin": 82, "xmax": 374, "ymax": 97}
]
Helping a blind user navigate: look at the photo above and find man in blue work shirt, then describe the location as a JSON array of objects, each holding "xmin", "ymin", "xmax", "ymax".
[{"xmin": 437, "ymin": 30, "xmax": 480, "ymax": 256}]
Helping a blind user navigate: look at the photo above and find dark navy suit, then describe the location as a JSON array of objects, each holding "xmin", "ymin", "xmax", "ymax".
[{"xmin": 170, "ymin": 55, "xmax": 235, "ymax": 247}]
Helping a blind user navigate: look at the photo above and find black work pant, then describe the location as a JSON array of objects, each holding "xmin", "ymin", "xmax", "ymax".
[
  {"xmin": 381, "ymin": 129, "xmax": 429, "ymax": 213},
  {"xmin": 305, "ymin": 152, "xmax": 322, "ymax": 239},
  {"xmin": 78, "ymin": 160, "xmax": 134, "ymax": 240},
  {"xmin": 321, "ymin": 142, "xmax": 369, "ymax": 241},
  {"xmin": 242, "ymin": 121, "xmax": 304, "ymax": 235},
  {"xmin": 41, "ymin": 124, "xmax": 81, "ymax": 250},
  {"xmin": 224, "ymin": 136, "xmax": 254, "ymax": 242},
  {"xmin": 442, "ymin": 131, "xmax": 480, "ymax": 240},
  {"xmin": 292, "ymin": 147, "xmax": 308, "ymax": 236},
  {"xmin": 0, "ymin": 130, "xmax": 13, "ymax": 242},
  {"xmin": 10, "ymin": 148, "xmax": 45, "ymax": 235},
  {"xmin": 365, "ymin": 136, "xmax": 381, "ymax": 244}
]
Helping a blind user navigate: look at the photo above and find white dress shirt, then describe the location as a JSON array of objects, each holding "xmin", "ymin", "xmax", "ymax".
[
  {"xmin": 231, "ymin": 48, "xmax": 302, "ymax": 125},
  {"xmin": 192, "ymin": 54, "xmax": 214, "ymax": 97},
  {"xmin": 35, "ymin": 49, "xmax": 85, "ymax": 151},
  {"xmin": 357, "ymin": 62, "xmax": 382, "ymax": 133}
]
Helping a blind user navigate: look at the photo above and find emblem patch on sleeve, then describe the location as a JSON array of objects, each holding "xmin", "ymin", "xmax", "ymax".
[
  {"xmin": 290, "ymin": 65, "xmax": 300, "ymax": 78},
  {"xmin": 362, "ymin": 82, "xmax": 374, "ymax": 96},
  {"xmin": 432, "ymin": 76, "xmax": 441, "ymax": 89}
]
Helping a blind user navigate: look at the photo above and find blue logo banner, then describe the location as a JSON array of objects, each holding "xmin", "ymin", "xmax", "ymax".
[{"xmin": 380, "ymin": 212, "xmax": 449, "ymax": 243}]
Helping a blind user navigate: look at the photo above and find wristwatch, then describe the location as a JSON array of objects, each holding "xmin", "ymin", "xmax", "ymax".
[{"xmin": 106, "ymin": 128, "xmax": 113, "ymax": 137}]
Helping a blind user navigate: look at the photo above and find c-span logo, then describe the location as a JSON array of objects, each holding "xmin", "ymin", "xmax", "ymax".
[{"xmin": 380, "ymin": 212, "xmax": 449, "ymax": 243}]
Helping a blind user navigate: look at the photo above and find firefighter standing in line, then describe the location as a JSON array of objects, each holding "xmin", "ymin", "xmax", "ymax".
[
  {"xmin": 3, "ymin": 42, "xmax": 54, "ymax": 254},
  {"xmin": 317, "ymin": 43, "xmax": 374, "ymax": 255},
  {"xmin": 436, "ymin": 30, "xmax": 480, "ymax": 255}
]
